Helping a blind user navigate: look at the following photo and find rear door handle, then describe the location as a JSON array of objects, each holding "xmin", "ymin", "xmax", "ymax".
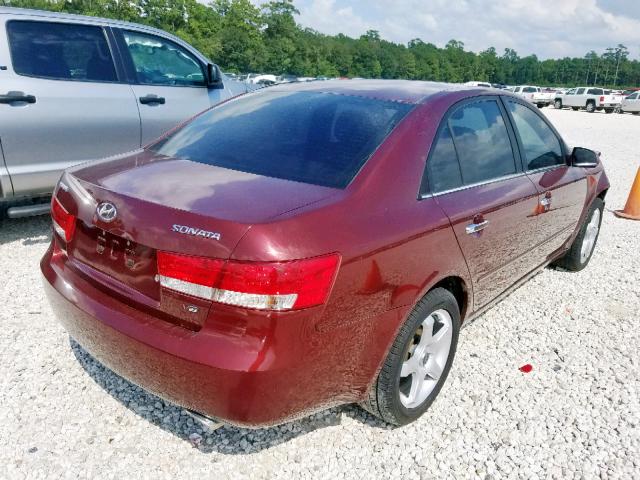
[
  {"xmin": 466, "ymin": 220, "xmax": 489, "ymax": 235},
  {"xmin": 139, "ymin": 95, "xmax": 165, "ymax": 105},
  {"xmin": 0, "ymin": 91, "xmax": 36, "ymax": 104}
]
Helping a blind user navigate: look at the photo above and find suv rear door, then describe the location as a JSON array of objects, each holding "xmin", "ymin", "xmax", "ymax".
[
  {"xmin": 0, "ymin": 17, "xmax": 141, "ymax": 198},
  {"xmin": 114, "ymin": 28, "xmax": 223, "ymax": 145},
  {"xmin": 425, "ymin": 97, "xmax": 540, "ymax": 308}
]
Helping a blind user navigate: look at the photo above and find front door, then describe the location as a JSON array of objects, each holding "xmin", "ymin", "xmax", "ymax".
[
  {"xmin": 426, "ymin": 98, "xmax": 540, "ymax": 308},
  {"xmin": 504, "ymin": 99, "xmax": 586, "ymax": 259},
  {"xmin": 0, "ymin": 19, "xmax": 140, "ymax": 198},
  {"xmin": 116, "ymin": 29, "xmax": 219, "ymax": 145}
]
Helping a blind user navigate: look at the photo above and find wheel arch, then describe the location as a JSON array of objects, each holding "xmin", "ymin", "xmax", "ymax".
[{"xmin": 427, "ymin": 275, "xmax": 470, "ymax": 323}]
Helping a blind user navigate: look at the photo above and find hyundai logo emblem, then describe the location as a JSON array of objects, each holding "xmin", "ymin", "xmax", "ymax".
[{"xmin": 96, "ymin": 202, "xmax": 117, "ymax": 223}]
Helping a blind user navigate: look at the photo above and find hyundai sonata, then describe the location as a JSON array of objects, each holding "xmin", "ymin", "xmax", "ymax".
[{"xmin": 41, "ymin": 80, "xmax": 609, "ymax": 427}]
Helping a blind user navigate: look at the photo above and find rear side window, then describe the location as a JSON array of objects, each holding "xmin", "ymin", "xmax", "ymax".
[
  {"xmin": 587, "ymin": 88, "xmax": 602, "ymax": 95},
  {"xmin": 576, "ymin": 88, "xmax": 585, "ymax": 95},
  {"xmin": 628, "ymin": 93, "xmax": 639, "ymax": 99},
  {"xmin": 152, "ymin": 91, "xmax": 412, "ymax": 188},
  {"xmin": 506, "ymin": 101, "xmax": 564, "ymax": 170},
  {"xmin": 426, "ymin": 125, "xmax": 462, "ymax": 193},
  {"xmin": 523, "ymin": 87, "xmax": 537, "ymax": 93},
  {"xmin": 122, "ymin": 31, "xmax": 205, "ymax": 86},
  {"xmin": 448, "ymin": 100, "xmax": 516, "ymax": 185},
  {"xmin": 7, "ymin": 21, "xmax": 116, "ymax": 82}
]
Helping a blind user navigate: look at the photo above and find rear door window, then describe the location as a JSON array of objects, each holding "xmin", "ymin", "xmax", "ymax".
[
  {"xmin": 448, "ymin": 100, "xmax": 517, "ymax": 185},
  {"xmin": 576, "ymin": 88, "xmax": 585, "ymax": 95},
  {"xmin": 151, "ymin": 91, "xmax": 413, "ymax": 188},
  {"xmin": 426, "ymin": 125, "xmax": 463, "ymax": 193},
  {"xmin": 7, "ymin": 20, "xmax": 117, "ymax": 82},
  {"xmin": 506, "ymin": 100, "xmax": 564, "ymax": 170}
]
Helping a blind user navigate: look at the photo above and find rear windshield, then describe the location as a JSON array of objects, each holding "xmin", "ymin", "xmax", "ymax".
[{"xmin": 151, "ymin": 91, "xmax": 413, "ymax": 188}]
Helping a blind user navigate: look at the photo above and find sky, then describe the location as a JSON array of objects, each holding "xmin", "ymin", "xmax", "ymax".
[{"xmin": 249, "ymin": 0, "xmax": 640, "ymax": 60}]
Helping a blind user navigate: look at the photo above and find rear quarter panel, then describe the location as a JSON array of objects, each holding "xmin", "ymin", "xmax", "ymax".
[{"xmin": 230, "ymin": 97, "xmax": 473, "ymax": 400}]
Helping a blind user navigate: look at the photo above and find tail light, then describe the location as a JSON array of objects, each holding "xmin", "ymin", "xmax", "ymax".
[
  {"xmin": 51, "ymin": 196, "xmax": 76, "ymax": 243},
  {"xmin": 157, "ymin": 251, "xmax": 340, "ymax": 311},
  {"xmin": 600, "ymin": 96, "xmax": 605, "ymax": 102}
]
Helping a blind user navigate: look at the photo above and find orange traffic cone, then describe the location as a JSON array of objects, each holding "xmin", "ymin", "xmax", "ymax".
[{"xmin": 615, "ymin": 167, "xmax": 640, "ymax": 220}]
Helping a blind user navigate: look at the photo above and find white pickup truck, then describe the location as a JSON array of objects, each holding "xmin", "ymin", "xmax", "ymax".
[
  {"xmin": 553, "ymin": 87, "xmax": 622, "ymax": 113},
  {"xmin": 511, "ymin": 86, "xmax": 552, "ymax": 108}
]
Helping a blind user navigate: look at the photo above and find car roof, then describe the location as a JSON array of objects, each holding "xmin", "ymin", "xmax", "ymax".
[{"xmin": 263, "ymin": 79, "xmax": 474, "ymax": 105}]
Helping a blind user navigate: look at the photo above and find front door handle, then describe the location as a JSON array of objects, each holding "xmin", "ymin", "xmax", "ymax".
[
  {"xmin": 466, "ymin": 219, "xmax": 489, "ymax": 235},
  {"xmin": 139, "ymin": 95, "xmax": 166, "ymax": 105},
  {"xmin": 0, "ymin": 91, "xmax": 36, "ymax": 104}
]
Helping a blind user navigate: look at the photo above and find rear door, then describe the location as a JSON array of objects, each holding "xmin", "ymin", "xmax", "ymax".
[
  {"xmin": 426, "ymin": 97, "xmax": 540, "ymax": 308},
  {"xmin": 114, "ymin": 28, "xmax": 221, "ymax": 145},
  {"xmin": 503, "ymin": 98, "xmax": 586, "ymax": 260},
  {"xmin": 0, "ymin": 18, "xmax": 140, "ymax": 198}
]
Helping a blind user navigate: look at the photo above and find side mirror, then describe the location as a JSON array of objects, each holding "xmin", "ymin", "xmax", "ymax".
[
  {"xmin": 571, "ymin": 147, "xmax": 600, "ymax": 168},
  {"xmin": 206, "ymin": 63, "xmax": 224, "ymax": 90}
]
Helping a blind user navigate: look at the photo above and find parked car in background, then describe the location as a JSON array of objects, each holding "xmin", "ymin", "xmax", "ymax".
[
  {"xmin": 553, "ymin": 87, "xmax": 621, "ymax": 113},
  {"xmin": 0, "ymin": 7, "xmax": 250, "ymax": 218},
  {"xmin": 42, "ymin": 80, "xmax": 609, "ymax": 428},
  {"xmin": 618, "ymin": 92, "xmax": 640, "ymax": 114},
  {"xmin": 512, "ymin": 86, "xmax": 552, "ymax": 108},
  {"xmin": 464, "ymin": 81, "xmax": 492, "ymax": 88}
]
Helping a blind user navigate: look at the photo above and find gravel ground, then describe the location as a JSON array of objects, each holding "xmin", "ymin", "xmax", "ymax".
[{"xmin": 1, "ymin": 108, "xmax": 639, "ymax": 480}]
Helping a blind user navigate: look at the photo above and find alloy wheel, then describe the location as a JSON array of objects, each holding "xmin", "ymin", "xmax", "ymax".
[
  {"xmin": 580, "ymin": 208, "xmax": 601, "ymax": 264},
  {"xmin": 399, "ymin": 309, "xmax": 453, "ymax": 409}
]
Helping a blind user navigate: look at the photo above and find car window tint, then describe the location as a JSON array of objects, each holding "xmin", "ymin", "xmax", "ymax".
[
  {"xmin": 123, "ymin": 31, "xmax": 204, "ymax": 86},
  {"xmin": 151, "ymin": 91, "xmax": 412, "ymax": 188},
  {"xmin": 514, "ymin": 87, "xmax": 521, "ymax": 93},
  {"xmin": 523, "ymin": 87, "xmax": 536, "ymax": 93},
  {"xmin": 448, "ymin": 100, "xmax": 516, "ymax": 185},
  {"xmin": 507, "ymin": 101, "xmax": 564, "ymax": 170},
  {"xmin": 7, "ymin": 21, "xmax": 116, "ymax": 82},
  {"xmin": 629, "ymin": 93, "xmax": 638, "ymax": 99},
  {"xmin": 576, "ymin": 88, "xmax": 585, "ymax": 94},
  {"xmin": 427, "ymin": 125, "xmax": 462, "ymax": 193}
]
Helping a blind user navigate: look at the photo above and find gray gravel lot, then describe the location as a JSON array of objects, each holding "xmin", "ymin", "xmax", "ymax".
[{"xmin": 1, "ymin": 108, "xmax": 639, "ymax": 479}]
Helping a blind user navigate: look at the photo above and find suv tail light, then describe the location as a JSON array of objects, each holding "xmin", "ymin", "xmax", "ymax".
[
  {"xmin": 600, "ymin": 96, "xmax": 605, "ymax": 102},
  {"xmin": 51, "ymin": 196, "xmax": 76, "ymax": 243},
  {"xmin": 157, "ymin": 252, "xmax": 340, "ymax": 311}
]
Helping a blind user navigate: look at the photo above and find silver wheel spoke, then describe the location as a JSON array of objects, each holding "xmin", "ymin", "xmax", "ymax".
[{"xmin": 425, "ymin": 357, "xmax": 444, "ymax": 381}]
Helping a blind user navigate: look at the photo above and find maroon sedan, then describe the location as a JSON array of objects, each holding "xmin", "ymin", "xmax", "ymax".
[{"xmin": 41, "ymin": 80, "xmax": 609, "ymax": 428}]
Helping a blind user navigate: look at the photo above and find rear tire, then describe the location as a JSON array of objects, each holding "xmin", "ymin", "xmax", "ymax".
[
  {"xmin": 362, "ymin": 288, "xmax": 460, "ymax": 426},
  {"xmin": 572, "ymin": 107, "xmax": 580, "ymax": 111},
  {"xmin": 605, "ymin": 108, "xmax": 614, "ymax": 114},
  {"xmin": 554, "ymin": 99, "xmax": 562, "ymax": 109},
  {"xmin": 633, "ymin": 112, "xmax": 640, "ymax": 115},
  {"xmin": 553, "ymin": 198, "xmax": 603, "ymax": 272}
]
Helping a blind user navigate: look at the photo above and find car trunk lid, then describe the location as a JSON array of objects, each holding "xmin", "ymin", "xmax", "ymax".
[{"xmin": 60, "ymin": 150, "xmax": 338, "ymax": 330}]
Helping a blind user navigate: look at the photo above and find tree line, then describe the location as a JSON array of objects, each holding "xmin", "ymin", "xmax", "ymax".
[{"xmin": 3, "ymin": 0, "xmax": 640, "ymax": 88}]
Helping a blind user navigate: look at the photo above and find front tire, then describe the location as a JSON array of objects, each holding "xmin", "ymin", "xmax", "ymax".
[
  {"xmin": 605, "ymin": 108, "xmax": 614, "ymax": 114},
  {"xmin": 554, "ymin": 198, "xmax": 604, "ymax": 271},
  {"xmin": 554, "ymin": 99, "xmax": 562, "ymax": 109},
  {"xmin": 586, "ymin": 101, "xmax": 596, "ymax": 113},
  {"xmin": 362, "ymin": 288, "xmax": 460, "ymax": 426}
]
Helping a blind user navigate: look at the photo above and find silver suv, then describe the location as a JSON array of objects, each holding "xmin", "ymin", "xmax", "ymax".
[{"xmin": 0, "ymin": 7, "xmax": 250, "ymax": 217}]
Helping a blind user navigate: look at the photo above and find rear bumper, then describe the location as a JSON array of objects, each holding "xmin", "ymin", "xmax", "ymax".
[{"xmin": 41, "ymin": 243, "xmax": 403, "ymax": 427}]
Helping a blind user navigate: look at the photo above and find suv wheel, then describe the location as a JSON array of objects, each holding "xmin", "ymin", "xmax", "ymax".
[
  {"xmin": 362, "ymin": 288, "xmax": 460, "ymax": 425},
  {"xmin": 554, "ymin": 99, "xmax": 562, "ymax": 109},
  {"xmin": 586, "ymin": 101, "xmax": 596, "ymax": 113},
  {"xmin": 554, "ymin": 198, "xmax": 603, "ymax": 271}
]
